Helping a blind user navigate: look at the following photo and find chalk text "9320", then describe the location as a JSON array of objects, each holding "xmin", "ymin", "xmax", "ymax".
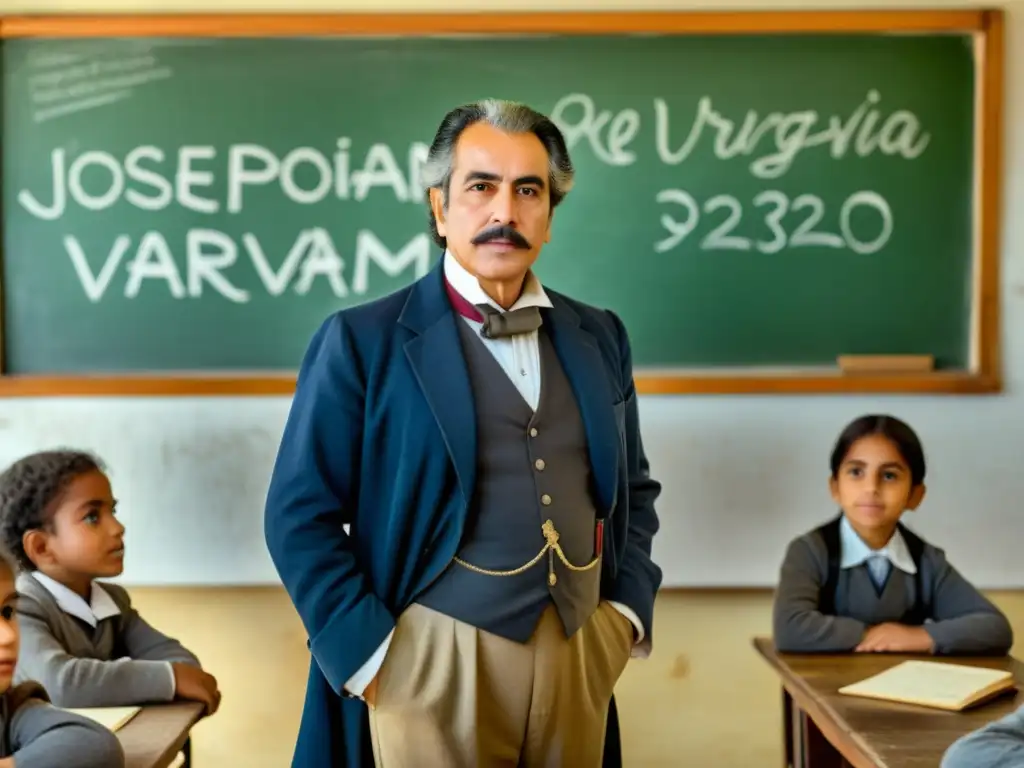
[{"xmin": 654, "ymin": 189, "xmax": 894, "ymax": 255}]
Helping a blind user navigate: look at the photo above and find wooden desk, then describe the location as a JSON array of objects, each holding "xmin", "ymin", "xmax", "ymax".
[
  {"xmin": 753, "ymin": 637, "xmax": 1024, "ymax": 768},
  {"xmin": 117, "ymin": 702, "xmax": 203, "ymax": 768}
]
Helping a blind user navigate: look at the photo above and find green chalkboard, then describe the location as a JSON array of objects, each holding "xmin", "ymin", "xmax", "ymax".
[{"xmin": 1, "ymin": 32, "xmax": 977, "ymax": 374}]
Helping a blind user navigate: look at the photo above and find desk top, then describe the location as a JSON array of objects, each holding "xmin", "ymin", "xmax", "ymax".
[
  {"xmin": 754, "ymin": 637, "xmax": 1024, "ymax": 768},
  {"xmin": 116, "ymin": 702, "xmax": 203, "ymax": 768}
]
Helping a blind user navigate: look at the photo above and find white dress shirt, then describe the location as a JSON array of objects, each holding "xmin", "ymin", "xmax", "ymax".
[{"xmin": 344, "ymin": 251, "xmax": 646, "ymax": 698}]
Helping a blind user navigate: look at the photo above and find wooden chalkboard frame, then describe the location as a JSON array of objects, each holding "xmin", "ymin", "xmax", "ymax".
[{"xmin": 0, "ymin": 9, "xmax": 1004, "ymax": 397}]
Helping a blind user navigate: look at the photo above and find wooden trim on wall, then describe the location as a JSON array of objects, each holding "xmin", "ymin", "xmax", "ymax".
[
  {"xmin": 0, "ymin": 9, "xmax": 1004, "ymax": 397},
  {"xmin": 0, "ymin": 375, "xmax": 297, "ymax": 397},
  {"xmin": 977, "ymin": 9, "xmax": 1005, "ymax": 392},
  {"xmin": 0, "ymin": 370, "xmax": 1000, "ymax": 398},
  {"xmin": 635, "ymin": 372, "xmax": 1000, "ymax": 396},
  {"xmin": 0, "ymin": 10, "xmax": 991, "ymax": 39}
]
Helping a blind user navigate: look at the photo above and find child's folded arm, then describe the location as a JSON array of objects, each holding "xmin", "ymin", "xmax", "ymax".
[
  {"xmin": 773, "ymin": 537, "xmax": 867, "ymax": 653},
  {"xmin": 941, "ymin": 704, "xmax": 1024, "ymax": 768},
  {"xmin": 16, "ymin": 610, "xmax": 176, "ymax": 707},
  {"xmin": 7, "ymin": 697, "xmax": 125, "ymax": 768},
  {"xmin": 921, "ymin": 548, "xmax": 1013, "ymax": 656}
]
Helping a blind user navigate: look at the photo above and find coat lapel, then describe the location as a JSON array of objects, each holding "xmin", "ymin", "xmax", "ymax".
[
  {"xmin": 400, "ymin": 261, "xmax": 477, "ymax": 504},
  {"xmin": 399, "ymin": 263, "xmax": 620, "ymax": 513},
  {"xmin": 544, "ymin": 297, "xmax": 620, "ymax": 515}
]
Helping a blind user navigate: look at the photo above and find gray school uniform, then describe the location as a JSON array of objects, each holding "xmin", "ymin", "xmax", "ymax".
[
  {"xmin": 772, "ymin": 516, "xmax": 1013, "ymax": 655},
  {"xmin": 13, "ymin": 572, "xmax": 201, "ymax": 707},
  {"xmin": 942, "ymin": 705, "xmax": 1024, "ymax": 767},
  {"xmin": 0, "ymin": 680, "xmax": 125, "ymax": 767}
]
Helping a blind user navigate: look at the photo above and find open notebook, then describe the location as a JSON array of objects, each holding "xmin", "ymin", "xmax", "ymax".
[
  {"xmin": 67, "ymin": 706, "xmax": 141, "ymax": 732},
  {"xmin": 839, "ymin": 660, "xmax": 1017, "ymax": 712}
]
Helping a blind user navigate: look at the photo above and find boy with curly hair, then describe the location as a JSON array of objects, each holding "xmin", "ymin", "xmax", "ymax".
[{"xmin": 0, "ymin": 449, "xmax": 220, "ymax": 716}]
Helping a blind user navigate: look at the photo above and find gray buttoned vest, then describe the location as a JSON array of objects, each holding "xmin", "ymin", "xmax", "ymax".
[{"xmin": 416, "ymin": 319, "xmax": 602, "ymax": 642}]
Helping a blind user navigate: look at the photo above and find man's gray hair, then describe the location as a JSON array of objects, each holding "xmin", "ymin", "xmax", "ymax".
[{"xmin": 421, "ymin": 99, "xmax": 575, "ymax": 248}]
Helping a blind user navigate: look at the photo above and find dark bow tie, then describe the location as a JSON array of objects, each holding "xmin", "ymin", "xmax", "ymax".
[
  {"xmin": 474, "ymin": 304, "xmax": 543, "ymax": 339},
  {"xmin": 445, "ymin": 278, "xmax": 543, "ymax": 338}
]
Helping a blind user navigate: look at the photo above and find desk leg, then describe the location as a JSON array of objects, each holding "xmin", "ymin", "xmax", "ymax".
[
  {"xmin": 799, "ymin": 710, "xmax": 844, "ymax": 768},
  {"xmin": 783, "ymin": 688, "xmax": 794, "ymax": 768},
  {"xmin": 181, "ymin": 736, "xmax": 192, "ymax": 768}
]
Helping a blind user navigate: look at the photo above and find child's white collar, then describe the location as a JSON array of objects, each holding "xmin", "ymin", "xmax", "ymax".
[{"xmin": 30, "ymin": 571, "xmax": 120, "ymax": 627}]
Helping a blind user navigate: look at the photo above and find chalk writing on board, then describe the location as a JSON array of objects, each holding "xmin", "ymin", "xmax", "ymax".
[
  {"xmin": 654, "ymin": 190, "xmax": 893, "ymax": 255},
  {"xmin": 14, "ymin": 88, "xmax": 933, "ymax": 303},
  {"xmin": 20, "ymin": 40, "xmax": 221, "ymax": 124},
  {"xmin": 19, "ymin": 141, "xmax": 429, "ymax": 219},
  {"xmin": 63, "ymin": 228, "xmax": 430, "ymax": 304},
  {"xmin": 25, "ymin": 45, "xmax": 173, "ymax": 123},
  {"xmin": 549, "ymin": 91, "xmax": 926, "ymax": 255},
  {"xmin": 549, "ymin": 93, "xmax": 641, "ymax": 167},
  {"xmin": 17, "ymin": 140, "xmax": 432, "ymax": 303},
  {"xmin": 551, "ymin": 90, "xmax": 931, "ymax": 179}
]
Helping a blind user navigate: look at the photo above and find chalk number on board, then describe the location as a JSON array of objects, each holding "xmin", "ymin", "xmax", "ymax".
[{"xmin": 654, "ymin": 189, "xmax": 894, "ymax": 256}]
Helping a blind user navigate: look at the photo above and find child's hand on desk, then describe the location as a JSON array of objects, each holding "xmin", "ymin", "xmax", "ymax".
[
  {"xmin": 855, "ymin": 623, "xmax": 935, "ymax": 653},
  {"xmin": 172, "ymin": 662, "xmax": 222, "ymax": 715}
]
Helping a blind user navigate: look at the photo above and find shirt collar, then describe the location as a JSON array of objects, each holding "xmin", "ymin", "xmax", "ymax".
[
  {"xmin": 443, "ymin": 250, "xmax": 553, "ymax": 314},
  {"xmin": 839, "ymin": 515, "xmax": 917, "ymax": 574},
  {"xmin": 31, "ymin": 571, "xmax": 121, "ymax": 627}
]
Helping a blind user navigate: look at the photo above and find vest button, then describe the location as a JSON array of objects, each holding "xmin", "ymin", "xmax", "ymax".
[
  {"xmin": 535, "ymin": 459, "xmax": 545, "ymax": 471},
  {"xmin": 541, "ymin": 494, "xmax": 552, "ymax": 505},
  {"xmin": 529, "ymin": 428, "xmax": 538, "ymax": 437}
]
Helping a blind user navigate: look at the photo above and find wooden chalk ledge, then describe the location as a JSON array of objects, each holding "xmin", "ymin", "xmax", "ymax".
[{"xmin": 837, "ymin": 355, "xmax": 936, "ymax": 374}]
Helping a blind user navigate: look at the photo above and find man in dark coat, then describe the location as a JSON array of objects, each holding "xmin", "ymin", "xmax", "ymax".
[{"xmin": 265, "ymin": 99, "xmax": 663, "ymax": 767}]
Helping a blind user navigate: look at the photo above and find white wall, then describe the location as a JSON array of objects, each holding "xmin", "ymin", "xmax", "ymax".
[{"xmin": 2, "ymin": 0, "xmax": 1021, "ymax": 588}]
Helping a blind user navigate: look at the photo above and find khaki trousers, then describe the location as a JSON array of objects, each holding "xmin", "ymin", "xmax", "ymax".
[{"xmin": 368, "ymin": 601, "xmax": 633, "ymax": 767}]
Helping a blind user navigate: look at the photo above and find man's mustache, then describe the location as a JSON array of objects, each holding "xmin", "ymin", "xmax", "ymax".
[{"xmin": 471, "ymin": 225, "xmax": 532, "ymax": 250}]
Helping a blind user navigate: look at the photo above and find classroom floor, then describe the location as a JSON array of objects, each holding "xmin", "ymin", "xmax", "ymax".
[{"xmin": 127, "ymin": 587, "xmax": 1024, "ymax": 767}]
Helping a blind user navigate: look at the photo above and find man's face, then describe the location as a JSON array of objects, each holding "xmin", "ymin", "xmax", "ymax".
[{"xmin": 430, "ymin": 122, "xmax": 553, "ymax": 286}]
